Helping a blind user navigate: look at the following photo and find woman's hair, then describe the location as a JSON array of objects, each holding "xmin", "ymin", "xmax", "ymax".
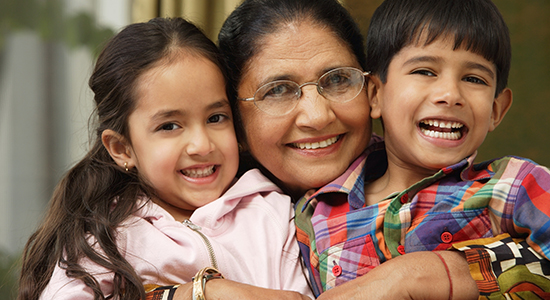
[
  {"xmin": 217, "ymin": 0, "xmax": 365, "ymax": 176},
  {"xmin": 366, "ymin": 0, "xmax": 511, "ymax": 96},
  {"xmin": 18, "ymin": 17, "xmax": 224, "ymax": 300}
]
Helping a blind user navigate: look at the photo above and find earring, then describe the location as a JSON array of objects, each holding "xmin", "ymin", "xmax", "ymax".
[{"xmin": 124, "ymin": 162, "xmax": 129, "ymax": 172}]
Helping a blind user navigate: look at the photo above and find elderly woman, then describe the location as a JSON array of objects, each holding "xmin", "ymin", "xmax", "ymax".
[{"xmin": 167, "ymin": 0, "xmax": 478, "ymax": 299}]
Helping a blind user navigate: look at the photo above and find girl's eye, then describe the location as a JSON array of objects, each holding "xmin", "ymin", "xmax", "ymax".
[
  {"xmin": 412, "ymin": 69, "xmax": 436, "ymax": 77},
  {"xmin": 464, "ymin": 76, "xmax": 488, "ymax": 85},
  {"xmin": 207, "ymin": 114, "xmax": 228, "ymax": 124},
  {"xmin": 159, "ymin": 123, "xmax": 180, "ymax": 131}
]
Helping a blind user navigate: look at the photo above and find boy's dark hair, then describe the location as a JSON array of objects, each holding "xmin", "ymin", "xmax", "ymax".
[
  {"xmin": 366, "ymin": 0, "xmax": 511, "ymax": 96},
  {"xmin": 18, "ymin": 17, "xmax": 224, "ymax": 300}
]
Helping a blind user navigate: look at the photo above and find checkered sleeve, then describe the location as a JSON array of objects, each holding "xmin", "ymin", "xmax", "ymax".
[
  {"xmin": 452, "ymin": 234, "xmax": 550, "ymax": 299},
  {"xmin": 144, "ymin": 285, "xmax": 179, "ymax": 300}
]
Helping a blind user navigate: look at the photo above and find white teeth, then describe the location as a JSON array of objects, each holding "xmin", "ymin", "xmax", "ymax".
[
  {"xmin": 181, "ymin": 166, "xmax": 215, "ymax": 178},
  {"xmin": 420, "ymin": 120, "xmax": 464, "ymax": 129},
  {"xmin": 421, "ymin": 128, "xmax": 462, "ymax": 140},
  {"xmin": 293, "ymin": 136, "xmax": 339, "ymax": 150}
]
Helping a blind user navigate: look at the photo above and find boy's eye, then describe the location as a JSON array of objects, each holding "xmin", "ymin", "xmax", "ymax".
[
  {"xmin": 158, "ymin": 123, "xmax": 180, "ymax": 131},
  {"xmin": 412, "ymin": 69, "xmax": 436, "ymax": 76},
  {"xmin": 207, "ymin": 114, "xmax": 228, "ymax": 124},
  {"xmin": 463, "ymin": 76, "xmax": 488, "ymax": 85}
]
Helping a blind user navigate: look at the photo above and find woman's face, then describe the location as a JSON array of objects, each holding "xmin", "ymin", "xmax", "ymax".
[{"xmin": 237, "ymin": 21, "xmax": 372, "ymax": 197}]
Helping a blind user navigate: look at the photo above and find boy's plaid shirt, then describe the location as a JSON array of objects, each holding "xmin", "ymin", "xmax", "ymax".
[{"xmin": 295, "ymin": 140, "xmax": 550, "ymax": 298}]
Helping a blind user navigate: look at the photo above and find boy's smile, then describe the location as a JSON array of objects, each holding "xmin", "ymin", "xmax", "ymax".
[{"xmin": 369, "ymin": 36, "xmax": 512, "ymax": 182}]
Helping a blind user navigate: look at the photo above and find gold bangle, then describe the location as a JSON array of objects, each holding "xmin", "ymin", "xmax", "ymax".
[{"xmin": 192, "ymin": 267, "xmax": 224, "ymax": 300}]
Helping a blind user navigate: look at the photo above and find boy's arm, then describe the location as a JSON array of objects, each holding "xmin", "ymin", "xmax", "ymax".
[{"xmin": 316, "ymin": 251, "xmax": 478, "ymax": 300}]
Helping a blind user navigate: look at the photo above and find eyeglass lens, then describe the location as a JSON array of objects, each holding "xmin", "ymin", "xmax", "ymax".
[{"xmin": 253, "ymin": 67, "xmax": 365, "ymax": 115}]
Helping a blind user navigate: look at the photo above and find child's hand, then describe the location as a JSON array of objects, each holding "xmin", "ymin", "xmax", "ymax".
[
  {"xmin": 316, "ymin": 251, "xmax": 478, "ymax": 300},
  {"xmin": 173, "ymin": 279, "xmax": 312, "ymax": 300}
]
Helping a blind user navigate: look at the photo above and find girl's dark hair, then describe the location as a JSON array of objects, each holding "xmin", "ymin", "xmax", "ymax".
[
  {"xmin": 218, "ymin": 0, "xmax": 366, "ymax": 145},
  {"xmin": 366, "ymin": 0, "xmax": 511, "ymax": 96},
  {"xmin": 18, "ymin": 17, "xmax": 224, "ymax": 300}
]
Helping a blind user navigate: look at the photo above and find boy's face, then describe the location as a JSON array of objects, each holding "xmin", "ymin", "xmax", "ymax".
[{"xmin": 368, "ymin": 37, "xmax": 512, "ymax": 175}]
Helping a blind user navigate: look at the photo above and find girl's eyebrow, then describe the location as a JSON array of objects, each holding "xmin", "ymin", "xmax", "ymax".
[
  {"xmin": 207, "ymin": 99, "xmax": 231, "ymax": 110},
  {"xmin": 150, "ymin": 100, "xmax": 230, "ymax": 121},
  {"xmin": 151, "ymin": 110, "xmax": 184, "ymax": 121}
]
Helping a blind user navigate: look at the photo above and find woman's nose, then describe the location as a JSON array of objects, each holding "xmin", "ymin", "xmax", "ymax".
[{"xmin": 294, "ymin": 85, "xmax": 336, "ymax": 130}]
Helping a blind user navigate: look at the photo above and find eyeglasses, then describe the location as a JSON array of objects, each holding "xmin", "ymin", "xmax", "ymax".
[{"xmin": 239, "ymin": 67, "xmax": 369, "ymax": 116}]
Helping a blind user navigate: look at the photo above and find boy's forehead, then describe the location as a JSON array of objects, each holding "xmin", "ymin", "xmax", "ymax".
[{"xmin": 398, "ymin": 33, "xmax": 496, "ymax": 69}]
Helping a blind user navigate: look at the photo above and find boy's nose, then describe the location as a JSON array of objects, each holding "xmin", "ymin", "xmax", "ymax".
[
  {"xmin": 294, "ymin": 85, "xmax": 336, "ymax": 130},
  {"xmin": 432, "ymin": 79, "xmax": 464, "ymax": 107}
]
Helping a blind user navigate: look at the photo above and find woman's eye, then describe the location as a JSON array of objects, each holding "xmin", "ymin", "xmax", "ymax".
[
  {"xmin": 207, "ymin": 114, "xmax": 228, "ymax": 124},
  {"xmin": 464, "ymin": 76, "xmax": 487, "ymax": 85},
  {"xmin": 326, "ymin": 74, "xmax": 351, "ymax": 86},
  {"xmin": 159, "ymin": 123, "xmax": 180, "ymax": 131},
  {"xmin": 261, "ymin": 82, "xmax": 295, "ymax": 100}
]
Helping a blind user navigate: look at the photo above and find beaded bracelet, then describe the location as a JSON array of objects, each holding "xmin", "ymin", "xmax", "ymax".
[{"xmin": 192, "ymin": 267, "xmax": 225, "ymax": 300}]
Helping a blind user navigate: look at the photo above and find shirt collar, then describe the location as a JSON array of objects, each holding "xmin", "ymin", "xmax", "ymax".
[{"xmin": 299, "ymin": 136, "xmax": 385, "ymax": 211}]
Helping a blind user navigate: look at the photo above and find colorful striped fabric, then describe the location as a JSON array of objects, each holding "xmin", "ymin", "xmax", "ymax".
[{"xmin": 295, "ymin": 140, "xmax": 550, "ymax": 297}]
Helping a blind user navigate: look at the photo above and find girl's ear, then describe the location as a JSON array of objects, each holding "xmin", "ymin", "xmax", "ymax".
[
  {"xmin": 489, "ymin": 88, "xmax": 513, "ymax": 132},
  {"xmin": 101, "ymin": 129, "xmax": 135, "ymax": 170},
  {"xmin": 367, "ymin": 74, "xmax": 383, "ymax": 119}
]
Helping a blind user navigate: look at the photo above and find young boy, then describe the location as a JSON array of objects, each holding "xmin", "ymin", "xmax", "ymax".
[{"xmin": 295, "ymin": 0, "xmax": 550, "ymax": 298}]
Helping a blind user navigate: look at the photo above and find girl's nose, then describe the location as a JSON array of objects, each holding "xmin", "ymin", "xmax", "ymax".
[{"xmin": 185, "ymin": 127, "xmax": 214, "ymax": 156}]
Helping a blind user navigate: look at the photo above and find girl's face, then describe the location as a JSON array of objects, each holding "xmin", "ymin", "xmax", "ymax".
[
  {"xmin": 126, "ymin": 55, "xmax": 239, "ymax": 221},
  {"xmin": 237, "ymin": 22, "xmax": 372, "ymax": 197}
]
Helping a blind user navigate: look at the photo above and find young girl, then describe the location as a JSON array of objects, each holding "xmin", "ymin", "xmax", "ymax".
[{"xmin": 18, "ymin": 17, "xmax": 311, "ymax": 300}]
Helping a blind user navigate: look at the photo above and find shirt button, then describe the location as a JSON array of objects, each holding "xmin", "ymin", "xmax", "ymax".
[
  {"xmin": 332, "ymin": 265, "xmax": 342, "ymax": 277},
  {"xmin": 400, "ymin": 194, "xmax": 409, "ymax": 204},
  {"xmin": 397, "ymin": 245, "xmax": 406, "ymax": 255},
  {"xmin": 441, "ymin": 231, "xmax": 453, "ymax": 243}
]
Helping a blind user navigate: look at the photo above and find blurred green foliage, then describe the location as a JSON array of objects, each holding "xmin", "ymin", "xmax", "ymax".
[
  {"xmin": 0, "ymin": 251, "xmax": 18, "ymax": 300},
  {"xmin": 0, "ymin": 0, "xmax": 114, "ymax": 56}
]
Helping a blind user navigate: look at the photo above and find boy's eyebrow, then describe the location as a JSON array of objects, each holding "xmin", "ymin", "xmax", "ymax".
[
  {"xmin": 403, "ymin": 56, "xmax": 495, "ymax": 80},
  {"xmin": 464, "ymin": 61, "xmax": 495, "ymax": 80},
  {"xmin": 403, "ymin": 55, "xmax": 441, "ymax": 66}
]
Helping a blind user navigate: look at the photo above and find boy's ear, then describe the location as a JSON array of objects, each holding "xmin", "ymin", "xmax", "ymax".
[
  {"xmin": 489, "ymin": 88, "xmax": 513, "ymax": 132},
  {"xmin": 367, "ymin": 74, "xmax": 383, "ymax": 119},
  {"xmin": 101, "ymin": 129, "xmax": 135, "ymax": 170}
]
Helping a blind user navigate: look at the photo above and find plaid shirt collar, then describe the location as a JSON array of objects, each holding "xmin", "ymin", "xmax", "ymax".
[{"xmin": 300, "ymin": 138, "xmax": 492, "ymax": 212}]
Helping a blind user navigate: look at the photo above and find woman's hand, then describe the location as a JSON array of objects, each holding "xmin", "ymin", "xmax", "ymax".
[
  {"xmin": 317, "ymin": 251, "xmax": 478, "ymax": 300},
  {"xmin": 173, "ymin": 279, "xmax": 312, "ymax": 300}
]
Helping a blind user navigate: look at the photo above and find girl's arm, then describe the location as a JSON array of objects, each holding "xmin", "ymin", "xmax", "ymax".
[{"xmin": 169, "ymin": 280, "xmax": 312, "ymax": 300}]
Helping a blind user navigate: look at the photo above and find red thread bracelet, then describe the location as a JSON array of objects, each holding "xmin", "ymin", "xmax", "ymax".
[{"xmin": 434, "ymin": 252, "xmax": 453, "ymax": 300}]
